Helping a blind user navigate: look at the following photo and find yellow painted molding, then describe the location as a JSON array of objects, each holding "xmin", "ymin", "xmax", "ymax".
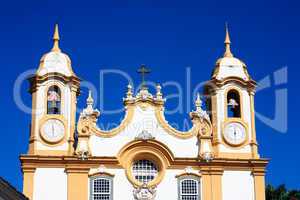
[{"xmin": 88, "ymin": 171, "xmax": 115, "ymax": 178}]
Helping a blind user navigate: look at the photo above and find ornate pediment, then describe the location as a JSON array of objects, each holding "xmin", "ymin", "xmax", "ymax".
[{"xmin": 77, "ymin": 86, "xmax": 212, "ymax": 139}]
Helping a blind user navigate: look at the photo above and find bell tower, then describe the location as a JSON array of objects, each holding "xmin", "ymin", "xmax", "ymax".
[
  {"xmin": 28, "ymin": 24, "xmax": 80, "ymax": 156},
  {"xmin": 205, "ymin": 25, "xmax": 259, "ymax": 159}
]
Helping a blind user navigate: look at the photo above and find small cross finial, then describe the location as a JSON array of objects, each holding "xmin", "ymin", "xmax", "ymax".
[
  {"xmin": 52, "ymin": 24, "xmax": 61, "ymax": 52},
  {"xmin": 137, "ymin": 64, "xmax": 151, "ymax": 89}
]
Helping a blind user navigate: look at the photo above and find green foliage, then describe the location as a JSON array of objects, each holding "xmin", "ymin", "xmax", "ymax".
[{"xmin": 266, "ymin": 184, "xmax": 300, "ymax": 200}]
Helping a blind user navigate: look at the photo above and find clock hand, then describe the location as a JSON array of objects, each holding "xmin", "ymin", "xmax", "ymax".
[
  {"xmin": 52, "ymin": 123, "xmax": 55, "ymax": 137},
  {"xmin": 233, "ymin": 127, "xmax": 237, "ymax": 142}
]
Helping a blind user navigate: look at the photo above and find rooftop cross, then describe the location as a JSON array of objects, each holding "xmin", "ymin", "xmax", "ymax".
[{"xmin": 137, "ymin": 64, "xmax": 151, "ymax": 89}]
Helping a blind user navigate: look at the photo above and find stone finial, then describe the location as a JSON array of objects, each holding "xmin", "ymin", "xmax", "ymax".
[
  {"xmin": 80, "ymin": 90, "xmax": 100, "ymax": 118},
  {"xmin": 224, "ymin": 23, "xmax": 233, "ymax": 57},
  {"xmin": 87, "ymin": 90, "xmax": 94, "ymax": 106},
  {"xmin": 156, "ymin": 84, "xmax": 163, "ymax": 100},
  {"xmin": 51, "ymin": 24, "xmax": 61, "ymax": 52},
  {"xmin": 195, "ymin": 93, "xmax": 202, "ymax": 112},
  {"xmin": 126, "ymin": 84, "xmax": 133, "ymax": 99}
]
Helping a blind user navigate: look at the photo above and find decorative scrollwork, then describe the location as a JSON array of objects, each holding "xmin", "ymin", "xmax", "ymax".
[{"xmin": 133, "ymin": 184, "xmax": 157, "ymax": 200}]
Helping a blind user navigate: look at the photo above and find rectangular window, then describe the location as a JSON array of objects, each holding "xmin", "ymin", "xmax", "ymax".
[
  {"xmin": 90, "ymin": 176, "xmax": 113, "ymax": 200},
  {"xmin": 178, "ymin": 176, "xmax": 200, "ymax": 200}
]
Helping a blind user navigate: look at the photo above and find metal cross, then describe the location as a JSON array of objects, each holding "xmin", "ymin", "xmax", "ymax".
[{"xmin": 137, "ymin": 64, "xmax": 151, "ymax": 88}]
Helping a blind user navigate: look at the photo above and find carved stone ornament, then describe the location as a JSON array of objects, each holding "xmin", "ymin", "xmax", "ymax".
[
  {"xmin": 124, "ymin": 84, "xmax": 165, "ymax": 106},
  {"xmin": 190, "ymin": 93, "xmax": 210, "ymax": 122},
  {"xmin": 135, "ymin": 130, "xmax": 155, "ymax": 141},
  {"xmin": 75, "ymin": 139, "xmax": 90, "ymax": 160},
  {"xmin": 76, "ymin": 149, "xmax": 89, "ymax": 160},
  {"xmin": 133, "ymin": 184, "xmax": 157, "ymax": 200},
  {"xmin": 200, "ymin": 152, "xmax": 214, "ymax": 162}
]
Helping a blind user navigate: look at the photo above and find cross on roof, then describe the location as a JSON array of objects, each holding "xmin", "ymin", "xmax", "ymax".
[{"xmin": 137, "ymin": 64, "xmax": 151, "ymax": 88}]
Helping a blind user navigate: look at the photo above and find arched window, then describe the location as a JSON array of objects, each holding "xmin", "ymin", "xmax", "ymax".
[
  {"xmin": 47, "ymin": 86, "xmax": 61, "ymax": 114},
  {"xmin": 90, "ymin": 176, "xmax": 113, "ymax": 200},
  {"xmin": 178, "ymin": 175, "xmax": 200, "ymax": 200},
  {"xmin": 227, "ymin": 90, "xmax": 241, "ymax": 118}
]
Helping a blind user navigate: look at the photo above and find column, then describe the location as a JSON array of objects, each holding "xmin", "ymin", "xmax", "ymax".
[
  {"xmin": 201, "ymin": 170, "xmax": 212, "ymax": 200},
  {"xmin": 252, "ymin": 168, "xmax": 266, "ymax": 200},
  {"xmin": 66, "ymin": 167, "xmax": 89, "ymax": 200},
  {"xmin": 201, "ymin": 167, "xmax": 223, "ymax": 200},
  {"xmin": 249, "ymin": 92, "xmax": 259, "ymax": 158},
  {"xmin": 23, "ymin": 168, "xmax": 36, "ymax": 200},
  {"xmin": 211, "ymin": 168, "xmax": 223, "ymax": 200}
]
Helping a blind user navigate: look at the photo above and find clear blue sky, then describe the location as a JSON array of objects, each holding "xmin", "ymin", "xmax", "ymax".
[{"xmin": 0, "ymin": 0, "xmax": 298, "ymax": 191}]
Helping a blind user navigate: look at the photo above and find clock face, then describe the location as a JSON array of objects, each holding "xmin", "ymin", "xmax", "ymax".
[
  {"xmin": 224, "ymin": 122, "xmax": 246, "ymax": 146},
  {"xmin": 41, "ymin": 119, "xmax": 65, "ymax": 143}
]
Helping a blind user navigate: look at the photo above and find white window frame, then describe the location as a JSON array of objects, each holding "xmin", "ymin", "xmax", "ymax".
[
  {"xmin": 178, "ymin": 175, "xmax": 200, "ymax": 200},
  {"xmin": 90, "ymin": 175, "xmax": 113, "ymax": 200}
]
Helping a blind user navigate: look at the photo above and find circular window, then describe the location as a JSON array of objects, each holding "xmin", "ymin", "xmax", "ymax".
[{"xmin": 132, "ymin": 160, "xmax": 158, "ymax": 184}]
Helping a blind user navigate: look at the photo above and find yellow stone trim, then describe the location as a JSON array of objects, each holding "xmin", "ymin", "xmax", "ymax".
[
  {"xmin": 88, "ymin": 102, "xmax": 201, "ymax": 139},
  {"xmin": 28, "ymin": 90, "xmax": 37, "ymax": 154},
  {"xmin": 217, "ymin": 152, "xmax": 253, "ymax": 159},
  {"xmin": 34, "ymin": 150, "xmax": 69, "ymax": 156},
  {"xmin": 89, "ymin": 171, "xmax": 115, "ymax": 178},
  {"xmin": 20, "ymin": 155, "xmax": 269, "ymax": 170},
  {"xmin": 209, "ymin": 76, "xmax": 256, "ymax": 90},
  {"xmin": 22, "ymin": 168, "xmax": 35, "ymax": 200},
  {"xmin": 117, "ymin": 140, "xmax": 174, "ymax": 166},
  {"xmin": 252, "ymin": 168, "xmax": 266, "ymax": 200},
  {"xmin": 249, "ymin": 93, "xmax": 259, "ymax": 158},
  {"xmin": 117, "ymin": 140, "xmax": 173, "ymax": 187},
  {"xmin": 154, "ymin": 106, "xmax": 199, "ymax": 139},
  {"xmin": 221, "ymin": 118, "xmax": 249, "ymax": 148},
  {"xmin": 175, "ymin": 171, "xmax": 202, "ymax": 178},
  {"xmin": 38, "ymin": 115, "xmax": 68, "ymax": 146},
  {"xmin": 201, "ymin": 167, "xmax": 224, "ymax": 200},
  {"xmin": 91, "ymin": 105, "xmax": 134, "ymax": 137},
  {"xmin": 68, "ymin": 85, "xmax": 78, "ymax": 155},
  {"xmin": 211, "ymin": 94, "xmax": 220, "ymax": 156},
  {"xmin": 65, "ymin": 167, "xmax": 89, "ymax": 200}
]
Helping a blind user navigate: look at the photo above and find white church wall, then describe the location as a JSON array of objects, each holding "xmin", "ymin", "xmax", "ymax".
[
  {"xmin": 155, "ymin": 169, "xmax": 181, "ymax": 200},
  {"xmin": 90, "ymin": 105, "xmax": 198, "ymax": 158},
  {"xmin": 222, "ymin": 170, "xmax": 254, "ymax": 200},
  {"xmin": 33, "ymin": 168, "xmax": 67, "ymax": 200}
]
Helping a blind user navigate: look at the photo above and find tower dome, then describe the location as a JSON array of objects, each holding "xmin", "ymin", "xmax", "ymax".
[
  {"xmin": 212, "ymin": 25, "xmax": 250, "ymax": 81},
  {"xmin": 36, "ymin": 24, "xmax": 76, "ymax": 77}
]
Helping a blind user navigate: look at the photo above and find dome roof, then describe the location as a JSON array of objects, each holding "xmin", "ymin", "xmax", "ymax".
[
  {"xmin": 37, "ymin": 51, "xmax": 74, "ymax": 77},
  {"xmin": 213, "ymin": 56, "xmax": 249, "ymax": 81},
  {"xmin": 212, "ymin": 25, "xmax": 250, "ymax": 81},
  {"xmin": 36, "ymin": 24, "xmax": 75, "ymax": 77}
]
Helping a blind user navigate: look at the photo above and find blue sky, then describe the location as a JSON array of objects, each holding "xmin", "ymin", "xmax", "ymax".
[{"xmin": 0, "ymin": 0, "xmax": 298, "ymax": 191}]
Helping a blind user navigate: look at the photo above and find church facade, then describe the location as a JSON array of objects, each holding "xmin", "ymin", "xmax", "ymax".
[{"xmin": 20, "ymin": 25, "xmax": 268, "ymax": 200}]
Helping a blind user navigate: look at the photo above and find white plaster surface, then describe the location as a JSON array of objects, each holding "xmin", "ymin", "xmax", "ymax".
[
  {"xmin": 222, "ymin": 170, "xmax": 254, "ymax": 200},
  {"xmin": 38, "ymin": 52, "xmax": 72, "ymax": 77},
  {"xmin": 33, "ymin": 168, "xmax": 67, "ymax": 200},
  {"xmin": 90, "ymin": 105, "xmax": 198, "ymax": 158}
]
